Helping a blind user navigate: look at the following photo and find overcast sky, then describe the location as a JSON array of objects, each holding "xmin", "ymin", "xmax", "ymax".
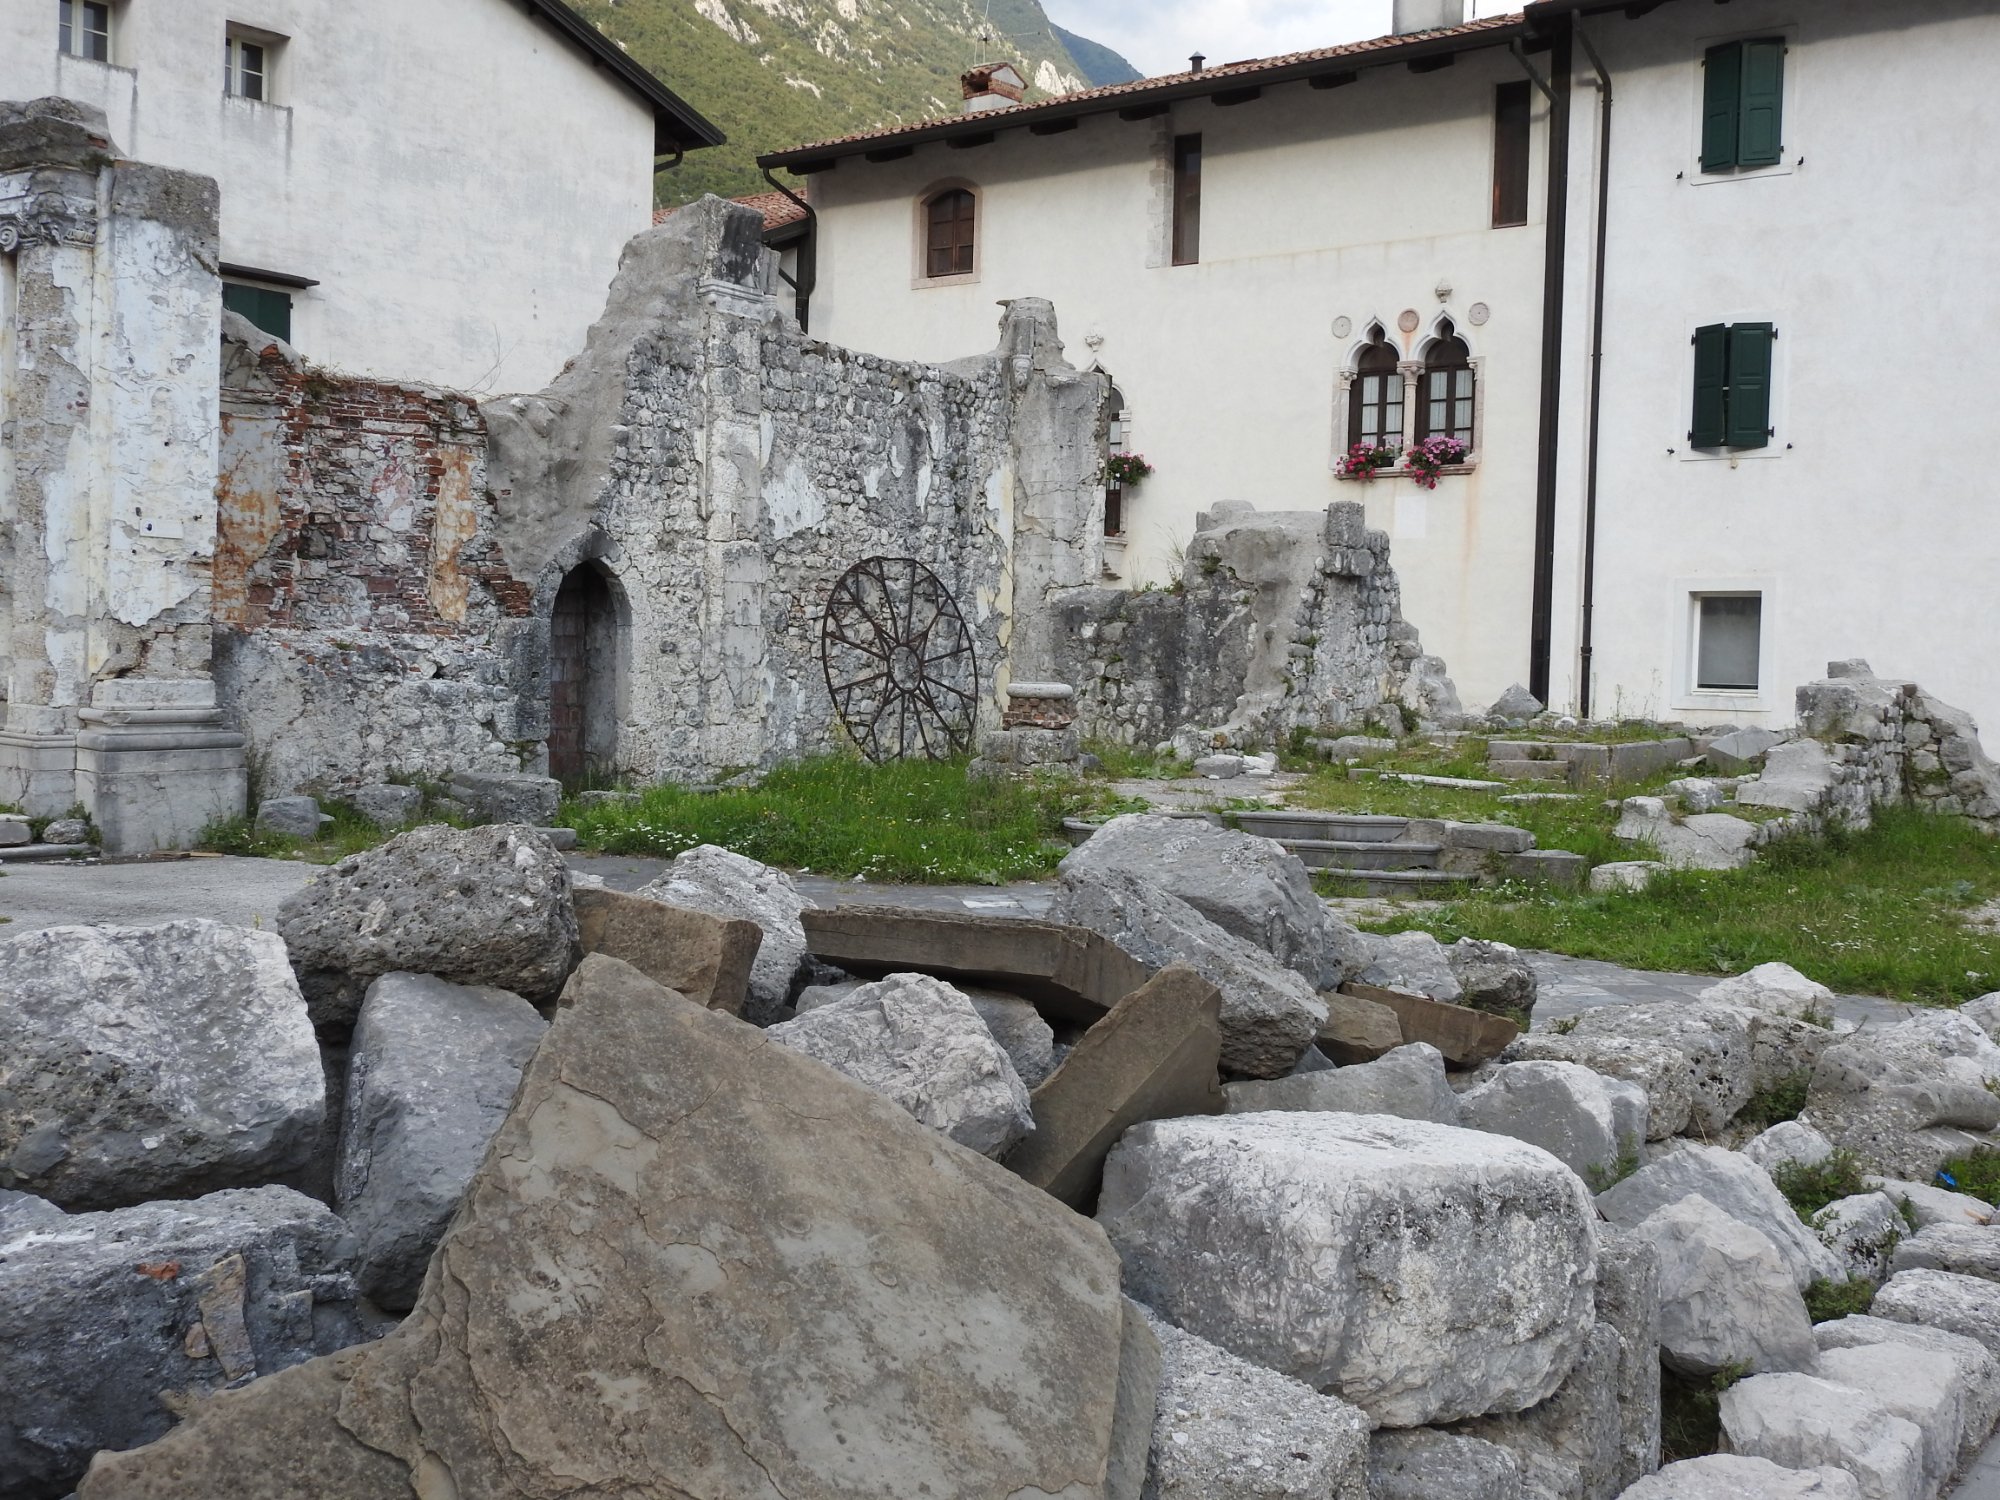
[{"xmin": 1040, "ymin": 1, "xmax": 1504, "ymax": 79}]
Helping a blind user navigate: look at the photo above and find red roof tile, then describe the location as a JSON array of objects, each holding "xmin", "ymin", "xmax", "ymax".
[{"xmin": 653, "ymin": 191, "xmax": 810, "ymax": 231}]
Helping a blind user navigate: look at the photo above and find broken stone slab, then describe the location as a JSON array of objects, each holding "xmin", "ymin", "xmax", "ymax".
[
  {"xmin": 1345, "ymin": 981, "xmax": 1522, "ymax": 1068},
  {"xmin": 1743, "ymin": 1120, "xmax": 1838, "ymax": 1174},
  {"xmin": 1591, "ymin": 860, "xmax": 1668, "ymax": 893},
  {"xmin": 1890, "ymin": 1224, "xmax": 2000, "ymax": 1283},
  {"xmin": 573, "ymin": 884, "xmax": 760, "ymax": 1015},
  {"xmin": 1318, "ymin": 988, "xmax": 1405, "ymax": 1063},
  {"xmin": 1700, "ymin": 961, "xmax": 1838, "ymax": 1020},
  {"xmin": 1504, "ymin": 1031, "xmax": 1695, "ymax": 1140},
  {"xmin": 1138, "ymin": 1309, "xmax": 1370, "ymax": 1500},
  {"xmin": 79, "ymin": 953, "xmax": 1159, "ymax": 1500},
  {"xmin": 637, "ymin": 843, "xmax": 809, "ymax": 1026},
  {"xmin": 1368, "ymin": 1430, "xmax": 1524, "ymax": 1500},
  {"xmin": 1446, "ymin": 937, "xmax": 1538, "ymax": 1021},
  {"xmin": 443, "ymin": 769, "xmax": 561, "ymax": 825},
  {"xmin": 1504, "ymin": 848, "xmax": 1591, "ymax": 889},
  {"xmin": 769, "ymin": 971, "xmax": 1035, "ymax": 1157},
  {"xmin": 1866, "ymin": 1176, "xmax": 1995, "ymax": 1228},
  {"xmin": 1814, "ymin": 1339, "xmax": 1970, "ymax": 1495},
  {"xmin": 1457, "ymin": 1059, "xmax": 1647, "ymax": 1180},
  {"xmin": 1598, "ymin": 1141, "xmax": 1844, "ymax": 1291},
  {"xmin": 1098, "ymin": 1112, "xmax": 1598, "ymax": 1428},
  {"xmin": 1224, "ymin": 1042, "xmax": 1461, "ymax": 1125},
  {"xmin": 348, "ymin": 782, "xmax": 423, "ymax": 828},
  {"xmin": 1055, "ymin": 864, "xmax": 1325, "ymax": 1078},
  {"xmin": 1706, "ymin": 727, "xmax": 1785, "ymax": 775},
  {"xmin": 1352, "ymin": 930, "xmax": 1464, "ymax": 1002},
  {"xmin": 1736, "ymin": 740, "xmax": 1840, "ymax": 816},
  {"xmin": 1873, "ymin": 1268, "xmax": 2000, "ymax": 1360},
  {"xmin": 1597, "ymin": 1228, "xmax": 1665, "ymax": 1491},
  {"xmin": 0, "ymin": 1185, "xmax": 364, "ymax": 1500},
  {"xmin": 336, "ymin": 973, "xmax": 548, "ymax": 1312},
  {"xmin": 0, "ymin": 814, "xmax": 28, "ymax": 847},
  {"xmin": 1004, "ymin": 965, "xmax": 1223, "ymax": 1210},
  {"xmin": 1719, "ymin": 1373, "xmax": 1926, "ymax": 1500},
  {"xmin": 1815, "ymin": 1314, "xmax": 2000, "ymax": 1474},
  {"xmin": 1614, "ymin": 797, "xmax": 1759, "ymax": 870},
  {"xmin": 1192, "ymin": 753, "xmax": 1244, "ymax": 779},
  {"xmin": 0, "ymin": 920, "xmax": 323, "ymax": 1211},
  {"xmin": 1450, "ymin": 1321, "xmax": 1623, "ymax": 1500},
  {"xmin": 1618, "ymin": 1455, "xmax": 1862, "ymax": 1498},
  {"xmin": 255, "ymin": 796, "xmax": 326, "ymax": 839},
  {"xmin": 1567, "ymin": 1000, "xmax": 1754, "ymax": 1134},
  {"xmin": 1666, "ymin": 776, "xmax": 1726, "ymax": 812},
  {"xmin": 1815, "ymin": 1193, "xmax": 1910, "ymax": 1283},
  {"xmin": 277, "ymin": 824, "xmax": 579, "ymax": 1029},
  {"xmin": 1807, "ymin": 1012, "xmax": 2000, "ymax": 1179},
  {"xmin": 1059, "ymin": 812, "xmax": 1365, "ymax": 990},
  {"xmin": 1626, "ymin": 1194, "xmax": 1819, "ymax": 1378}
]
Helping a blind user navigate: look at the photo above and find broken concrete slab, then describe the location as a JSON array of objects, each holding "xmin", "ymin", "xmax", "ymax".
[
  {"xmin": 1318, "ymin": 988, "xmax": 1405, "ymax": 1063},
  {"xmin": 1005, "ymin": 965, "xmax": 1224, "ymax": 1209},
  {"xmin": 573, "ymin": 884, "xmax": 760, "ymax": 1015},
  {"xmin": 79, "ymin": 953, "xmax": 1157, "ymax": 1499},
  {"xmin": 1341, "ymin": 981, "xmax": 1521, "ymax": 1068},
  {"xmin": 1223, "ymin": 1042, "xmax": 1461, "ymax": 1125}
]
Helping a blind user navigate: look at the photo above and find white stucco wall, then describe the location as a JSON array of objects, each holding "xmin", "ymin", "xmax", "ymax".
[
  {"xmin": 0, "ymin": 0, "xmax": 660, "ymax": 392},
  {"xmin": 802, "ymin": 51, "xmax": 1553, "ymax": 714},
  {"xmin": 1546, "ymin": 0, "xmax": 2000, "ymax": 734}
]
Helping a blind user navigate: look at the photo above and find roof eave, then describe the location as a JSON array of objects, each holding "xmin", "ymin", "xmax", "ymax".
[
  {"xmin": 757, "ymin": 17, "xmax": 1529, "ymax": 171},
  {"xmin": 521, "ymin": 0, "xmax": 727, "ymax": 153}
]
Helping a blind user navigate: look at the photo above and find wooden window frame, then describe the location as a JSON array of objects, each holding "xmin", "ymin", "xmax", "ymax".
[
  {"xmin": 1346, "ymin": 336, "xmax": 1405, "ymax": 453},
  {"xmin": 914, "ymin": 182, "xmax": 979, "ymax": 287},
  {"xmin": 1416, "ymin": 333, "xmax": 1476, "ymax": 448},
  {"xmin": 1171, "ymin": 134, "xmax": 1201, "ymax": 267},
  {"xmin": 58, "ymin": 0, "xmax": 110, "ymax": 61},
  {"xmin": 1492, "ymin": 80, "xmax": 1532, "ymax": 228}
]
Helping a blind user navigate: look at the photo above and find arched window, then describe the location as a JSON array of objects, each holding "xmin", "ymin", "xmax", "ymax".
[
  {"xmin": 1348, "ymin": 327, "xmax": 1404, "ymax": 451},
  {"xmin": 1418, "ymin": 321, "xmax": 1476, "ymax": 448},
  {"xmin": 924, "ymin": 188, "xmax": 975, "ymax": 278}
]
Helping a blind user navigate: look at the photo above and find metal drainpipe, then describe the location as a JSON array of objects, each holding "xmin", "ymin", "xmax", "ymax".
[
  {"xmin": 761, "ymin": 166, "xmax": 818, "ymax": 334},
  {"xmin": 1524, "ymin": 18, "xmax": 1572, "ymax": 710},
  {"xmin": 1575, "ymin": 24, "xmax": 1613, "ymax": 720}
]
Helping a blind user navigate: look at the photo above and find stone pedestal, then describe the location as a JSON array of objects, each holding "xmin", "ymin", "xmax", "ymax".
[
  {"xmin": 73, "ymin": 682, "xmax": 246, "ymax": 855},
  {"xmin": 0, "ymin": 708, "xmax": 80, "ymax": 817},
  {"xmin": 973, "ymin": 682, "xmax": 1083, "ymax": 778}
]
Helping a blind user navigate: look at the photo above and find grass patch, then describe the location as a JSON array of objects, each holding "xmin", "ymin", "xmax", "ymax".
[
  {"xmin": 1586, "ymin": 1147, "xmax": 1643, "ymax": 1193},
  {"xmin": 1081, "ymin": 739, "xmax": 1178, "ymax": 780},
  {"xmin": 1934, "ymin": 1147, "xmax": 2000, "ymax": 1204},
  {"xmin": 1770, "ymin": 1149, "xmax": 1869, "ymax": 1222},
  {"xmin": 197, "ymin": 801, "xmax": 417, "ymax": 864},
  {"xmin": 1737, "ymin": 1069, "xmax": 1813, "ymax": 1129},
  {"xmin": 1803, "ymin": 1275, "xmax": 1878, "ymax": 1322},
  {"xmin": 1363, "ymin": 806, "xmax": 2000, "ymax": 1003},
  {"xmin": 561, "ymin": 754, "xmax": 1084, "ymax": 883},
  {"xmin": 1660, "ymin": 1364, "xmax": 1748, "ymax": 1463}
]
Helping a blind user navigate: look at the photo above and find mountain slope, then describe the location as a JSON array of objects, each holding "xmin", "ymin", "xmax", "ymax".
[
  {"xmin": 1049, "ymin": 22, "xmax": 1141, "ymax": 86},
  {"xmin": 570, "ymin": 0, "xmax": 1141, "ymax": 205}
]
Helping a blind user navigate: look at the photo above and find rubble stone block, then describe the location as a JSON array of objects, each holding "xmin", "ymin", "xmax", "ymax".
[
  {"xmin": 349, "ymin": 782, "xmax": 423, "ymax": 828},
  {"xmin": 1453, "ymin": 1322, "xmax": 1623, "ymax": 1500},
  {"xmin": 1597, "ymin": 1228, "xmax": 1664, "ymax": 1490},
  {"xmin": 1568, "ymin": 1000, "xmax": 1754, "ymax": 1134},
  {"xmin": 1872, "ymin": 1268, "xmax": 2000, "ymax": 1359},
  {"xmin": 573, "ymin": 884, "xmax": 760, "ymax": 1015},
  {"xmin": 1719, "ymin": 1373, "xmax": 1926, "ymax": 1500},
  {"xmin": 255, "ymin": 796, "xmax": 324, "ymax": 838},
  {"xmin": 1890, "ymin": 1223, "xmax": 2000, "ymax": 1283},
  {"xmin": 1627, "ymin": 1194, "xmax": 1819, "ymax": 1378},
  {"xmin": 1353, "ymin": 930, "xmax": 1465, "ymax": 1002},
  {"xmin": 637, "ymin": 844, "xmax": 809, "ymax": 1026},
  {"xmin": 1004, "ymin": 965, "xmax": 1224, "ymax": 1209},
  {"xmin": 1815, "ymin": 1314, "xmax": 2000, "ymax": 1471},
  {"xmin": 1098, "ymin": 1112, "xmax": 1598, "ymax": 1428},
  {"xmin": 1591, "ymin": 860, "xmax": 1668, "ymax": 893},
  {"xmin": 1318, "ymin": 988, "xmax": 1405, "ymax": 1063},
  {"xmin": 0, "ymin": 814, "xmax": 30, "ymax": 846},
  {"xmin": 1743, "ymin": 1120, "xmax": 1837, "ymax": 1174},
  {"xmin": 0, "ymin": 920, "xmax": 323, "ymax": 1210},
  {"xmin": 1458, "ymin": 1059, "xmax": 1646, "ymax": 1180},
  {"xmin": 1814, "ymin": 1193, "xmax": 1909, "ymax": 1283},
  {"xmin": 78, "ymin": 953, "xmax": 1157, "ymax": 1500},
  {"xmin": 1706, "ymin": 727, "xmax": 1784, "ymax": 775},
  {"xmin": 1347, "ymin": 982, "xmax": 1521, "ymax": 1067},
  {"xmin": 1618, "ymin": 1455, "xmax": 1861, "ymax": 1498},
  {"xmin": 1813, "ymin": 1341, "xmax": 1967, "ymax": 1493},
  {"xmin": 1699, "ymin": 962, "xmax": 1837, "ymax": 1020},
  {"xmin": 1225, "ymin": 1042, "xmax": 1461, "ymax": 1125},
  {"xmin": 1598, "ymin": 1142, "xmax": 1842, "ymax": 1291},
  {"xmin": 1447, "ymin": 937, "xmax": 1539, "ymax": 1019},
  {"xmin": 1504, "ymin": 1031, "xmax": 1695, "ymax": 1140},
  {"xmin": 444, "ymin": 770, "xmax": 561, "ymax": 825}
]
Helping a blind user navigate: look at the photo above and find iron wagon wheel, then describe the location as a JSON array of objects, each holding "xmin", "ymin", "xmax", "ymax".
[{"xmin": 820, "ymin": 556, "xmax": 978, "ymax": 763}]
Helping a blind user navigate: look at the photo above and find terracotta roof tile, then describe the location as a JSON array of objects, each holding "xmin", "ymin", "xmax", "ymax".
[
  {"xmin": 653, "ymin": 191, "xmax": 809, "ymax": 231},
  {"xmin": 761, "ymin": 12, "xmax": 1525, "ymax": 163}
]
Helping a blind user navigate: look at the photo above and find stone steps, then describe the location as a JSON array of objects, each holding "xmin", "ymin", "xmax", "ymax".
[
  {"xmin": 1234, "ymin": 811, "xmax": 1409, "ymax": 844},
  {"xmin": 1316, "ymin": 868, "xmax": 1480, "ymax": 896},
  {"xmin": 1487, "ymin": 758, "xmax": 1577, "ymax": 783},
  {"xmin": 1285, "ymin": 839, "xmax": 1444, "ymax": 872}
]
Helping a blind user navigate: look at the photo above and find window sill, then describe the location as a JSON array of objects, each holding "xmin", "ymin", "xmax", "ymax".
[
  {"xmin": 1673, "ymin": 689, "xmax": 1768, "ymax": 714},
  {"xmin": 911, "ymin": 271, "xmax": 980, "ymax": 291},
  {"xmin": 1689, "ymin": 162, "xmax": 1795, "ymax": 186},
  {"xmin": 1334, "ymin": 462, "xmax": 1478, "ymax": 483},
  {"xmin": 1679, "ymin": 446, "xmax": 1782, "ymax": 463}
]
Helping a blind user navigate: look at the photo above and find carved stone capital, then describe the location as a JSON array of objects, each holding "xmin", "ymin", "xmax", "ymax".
[{"xmin": 0, "ymin": 188, "xmax": 98, "ymax": 255}]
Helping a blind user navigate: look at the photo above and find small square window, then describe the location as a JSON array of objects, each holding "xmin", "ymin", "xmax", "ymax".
[
  {"xmin": 226, "ymin": 29, "xmax": 276, "ymax": 100},
  {"xmin": 1695, "ymin": 594, "xmax": 1762, "ymax": 691},
  {"xmin": 58, "ymin": 0, "xmax": 110, "ymax": 62}
]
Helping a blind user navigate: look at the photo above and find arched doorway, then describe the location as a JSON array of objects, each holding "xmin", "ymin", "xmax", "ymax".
[{"xmin": 548, "ymin": 564, "xmax": 620, "ymax": 784}]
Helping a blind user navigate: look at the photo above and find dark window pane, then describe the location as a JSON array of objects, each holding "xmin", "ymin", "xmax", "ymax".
[
  {"xmin": 924, "ymin": 189, "xmax": 973, "ymax": 278},
  {"xmin": 1697, "ymin": 596, "xmax": 1761, "ymax": 690},
  {"xmin": 59, "ymin": 0, "xmax": 73, "ymax": 55},
  {"xmin": 1493, "ymin": 80, "xmax": 1532, "ymax": 227},
  {"xmin": 1172, "ymin": 134, "xmax": 1201, "ymax": 266}
]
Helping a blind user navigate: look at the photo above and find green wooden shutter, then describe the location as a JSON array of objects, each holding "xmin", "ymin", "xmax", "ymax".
[
  {"xmin": 1736, "ymin": 38, "xmax": 1786, "ymax": 168},
  {"xmin": 1726, "ymin": 323, "xmax": 1775, "ymax": 448},
  {"xmin": 1701, "ymin": 42, "xmax": 1743, "ymax": 171},
  {"xmin": 223, "ymin": 283, "xmax": 292, "ymax": 342},
  {"xmin": 1691, "ymin": 324, "xmax": 1729, "ymax": 446}
]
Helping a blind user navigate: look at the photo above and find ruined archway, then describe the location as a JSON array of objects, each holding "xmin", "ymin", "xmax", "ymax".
[{"xmin": 548, "ymin": 563, "xmax": 623, "ymax": 784}]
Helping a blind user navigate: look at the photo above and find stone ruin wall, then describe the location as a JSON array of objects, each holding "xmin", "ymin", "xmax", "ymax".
[
  {"xmin": 1795, "ymin": 661, "xmax": 2000, "ymax": 833},
  {"xmin": 1050, "ymin": 500, "xmax": 1461, "ymax": 750},
  {"xmin": 215, "ymin": 198, "xmax": 1105, "ymax": 795}
]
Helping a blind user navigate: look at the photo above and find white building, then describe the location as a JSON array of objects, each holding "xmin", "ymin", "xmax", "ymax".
[
  {"xmin": 761, "ymin": 0, "xmax": 2000, "ymax": 734},
  {"xmin": 0, "ymin": 0, "xmax": 721, "ymax": 390}
]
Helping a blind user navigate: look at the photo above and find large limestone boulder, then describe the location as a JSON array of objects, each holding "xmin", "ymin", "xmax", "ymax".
[
  {"xmin": 1743, "ymin": 1120, "xmax": 1837, "ymax": 1174},
  {"xmin": 1814, "ymin": 1192, "xmax": 1909, "ymax": 1283},
  {"xmin": 1719, "ymin": 1373, "xmax": 1926, "ymax": 1500},
  {"xmin": 1, "ymin": 1186, "xmax": 363, "ymax": 1500},
  {"xmin": 1055, "ymin": 863, "xmax": 1325, "ymax": 1078},
  {"xmin": 1139, "ymin": 1311, "xmax": 1369, "ymax": 1499},
  {"xmin": 1369, "ymin": 1431, "xmax": 1524, "ymax": 1500},
  {"xmin": 1098, "ymin": 1112, "xmax": 1598, "ymax": 1427},
  {"xmin": 1806, "ymin": 1013, "xmax": 2000, "ymax": 1179},
  {"xmin": 1452, "ymin": 1322, "xmax": 1623, "ymax": 1500},
  {"xmin": 800, "ymin": 977, "xmax": 1058, "ymax": 1089},
  {"xmin": 768, "ymin": 971, "xmax": 1035, "ymax": 1157},
  {"xmin": 1619, "ymin": 1455, "xmax": 1861, "ymax": 1498},
  {"xmin": 335, "ymin": 973, "xmax": 548, "ymax": 1311},
  {"xmin": 1890, "ymin": 1223, "xmax": 2000, "ymax": 1283},
  {"xmin": 1814, "ymin": 1340, "xmax": 1972, "ymax": 1495},
  {"xmin": 1059, "ymin": 813, "xmax": 1365, "ymax": 988},
  {"xmin": 1504, "ymin": 1031, "xmax": 1695, "ymax": 1139},
  {"xmin": 1223, "ymin": 1042, "xmax": 1461, "ymax": 1125},
  {"xmin": 277, "ymin": 824, "xmax": 578, "ymax": 1028},
  {"xmin": 1596, "ymin": 1142, "xmax": 1843, "ymax": 1291},
  {"xmin": 1699, "ymin": 962, "xmax": 1837, "ymax": 1020},
  {"xmin": 0, "ymin": 921, "xmax": 323, "ymax": 1210},
  {"xmin": 79, "ymin": 954, "xmax": 1158, "ymax": 1499},
  {"xmin": 1872, "ymin": 1268, "xmax": 2000, "ymax": 1359},
  {"xmin": 1564, "ymin": 1000, "xmax": 1754, "ymax": 1134},
  {"xmin": 1597, "ymin": 1229, "xmax": 1665, "ymax": 1491},
  {"xmin": 1351, "ymin": 930, "xmax": 1464, "ymax": 1002},
  {"xmin": 636, "ymin": 844, "xmax": 810, "ymax": 1025},
  {"xmin": 1816, "ymin": 1314, "xmax": 2000, "ymax": 1474},
  {"xmin": 1625, "ymin": 1194, "xmax": 1818, "ymax": 1377},
  {"xmin": 1457, "ymin": 1059, "xmax": 1647, "ymax": 1180}
]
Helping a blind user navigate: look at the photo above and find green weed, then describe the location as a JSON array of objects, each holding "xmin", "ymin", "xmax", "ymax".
[
  {"xmin": 1803, "ymin": 1276, "xmax": 1877, "ymax": 1323},
  {"xmin": 1738, "ymin": 1070, "xmax": 1813, "ymax": 1129},
  {"xmin": 1770, "ymin": 1149, "xmax": 1869, "ymax": 1222},
  {"xmin": 1934, "ymin": 1148, "xmax": 2000, "ymax": 1205}
]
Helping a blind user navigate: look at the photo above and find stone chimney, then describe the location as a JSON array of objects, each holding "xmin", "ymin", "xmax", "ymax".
[
  {"xmin": 1392, "ymin": 0, "xmax": 1467, "ymax": 36},
  {"xmin": 961, "ymin": 62, "xmax": 1028, "ymax": 114}
]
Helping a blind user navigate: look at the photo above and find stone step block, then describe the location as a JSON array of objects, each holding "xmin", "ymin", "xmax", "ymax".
[{"xmin": 1283, "ymin": 838, "xmax": 1443, "ymax": 872}]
